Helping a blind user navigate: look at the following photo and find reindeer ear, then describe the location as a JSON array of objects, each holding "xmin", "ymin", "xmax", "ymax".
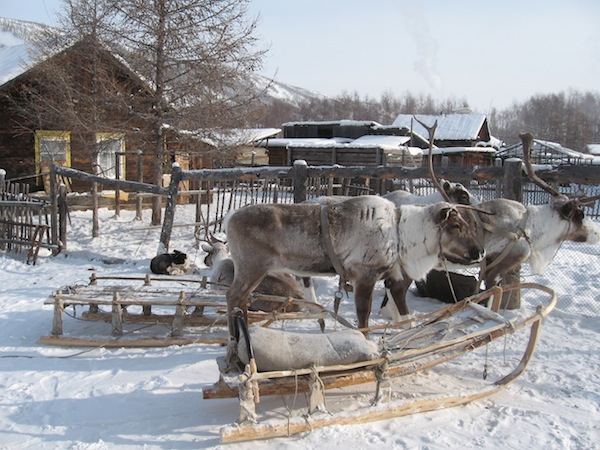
[
  {"xmin": 442, "ymin": 180, "xmax": 451, "ymax": 192},
  {"xmin": 200, "ymin": 242, "xmax": 214, "ymax": 252}
]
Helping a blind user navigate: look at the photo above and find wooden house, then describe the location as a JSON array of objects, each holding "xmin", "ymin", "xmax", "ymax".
[
  {"xmin": 262, "ymin": 135, "xmax": 422, "ymax": 167},
  {"xmin": 0, "ymin": 32, "xmax": 160, "ymax": 193},
  {"xmin": 283, "ymin": 120, "xmax": 381, "ymax": 139},
  {"xmin": 268, "ymin": 117, "xmax": 497, "ymax": 167},
  {"xmin": 391, "ymin": 113, "xmax": 500, "ymax": 149}
]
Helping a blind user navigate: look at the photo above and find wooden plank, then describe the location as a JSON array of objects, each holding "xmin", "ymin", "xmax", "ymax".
[
  {"xmin": 80, "ymin": 311, "xmax": 228, "ymax": 326},
  {"xmin": 39, "ymin": 335, "xmax": 228, "ymax": 347}
]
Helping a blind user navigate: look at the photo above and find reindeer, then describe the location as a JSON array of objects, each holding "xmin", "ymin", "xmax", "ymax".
[
  {"xmin": 224, "ymin": 195, "xmax": 485, "ymax": 346},
  {"xmin": 304, "ymin": 179, "xmax": 478, "ymax": 207},
  {"xmin": 383, "ymin": 179, "xmax": 479, "ymax": 206},
  {"xmin": 388, "ymin": 132, "xmax": 600, "ymax": 316},
  {"xmin": 200, "ymin": 236, "xmax": 308, "ymax": 313}
]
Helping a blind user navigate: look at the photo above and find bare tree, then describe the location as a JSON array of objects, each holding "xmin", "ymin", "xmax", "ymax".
[
  {"xmin": 11, "ymin": 0, "xmax": 147, "ymax": 237},
  {"xmin": 100, "ymin": 0, "xmax": 267, "ymax": 224}
]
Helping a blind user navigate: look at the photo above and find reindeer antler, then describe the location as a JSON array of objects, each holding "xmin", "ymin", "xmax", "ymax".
[
  {"xmin": 520, "ymin": 132, "xmax": 562, "ymax": 197},
  {"xmin": 413, "ymin": 116, "xmax": 449, "ymax": 202},
  {"xmin": 521, "ymin": 132, "xmax": 600, "ymax": 207}
]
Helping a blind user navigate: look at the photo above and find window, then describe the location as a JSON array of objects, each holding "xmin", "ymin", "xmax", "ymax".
[
  {"xmin": 96, "ymin": 133, "xmax": 125, "ymax": 179},
  {"xmin": 35, "ymin": 130, "xmax": 71, "ymax": 172},
  {"xmin": 35, "ymin": 131, "xmax": 71, "ymax": 189}
]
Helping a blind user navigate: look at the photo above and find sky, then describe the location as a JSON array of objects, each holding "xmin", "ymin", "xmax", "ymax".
[{"xmin": 2, "ymin": 0, "xmax": 600, "ymax": 113}]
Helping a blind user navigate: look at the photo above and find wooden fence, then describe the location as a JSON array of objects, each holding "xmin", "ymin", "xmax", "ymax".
[
  {"xmin": 28, "ymin": 160, "xmax": 600, "ymax": 258},
  {"xmin": 0, "ymin": 171, "xmax": 57, "ymax": 263},
  {"xmin": 158, "ymin": 159, "xmax": 600, "ymax": 253}
]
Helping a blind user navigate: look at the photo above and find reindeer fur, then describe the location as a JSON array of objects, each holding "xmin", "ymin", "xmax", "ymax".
[
  {"xmin": 224, "ymin": 196, "xmax": 484, "ymax": 338},
  {"xmin": 201, "ymin": 239, "xmax": 306, "ymax": 312}
]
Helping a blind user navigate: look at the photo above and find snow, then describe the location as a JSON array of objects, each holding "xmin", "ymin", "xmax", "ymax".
[{"xmin": 1, "ymin": 203, "xmax": 599, "ymax": 449}]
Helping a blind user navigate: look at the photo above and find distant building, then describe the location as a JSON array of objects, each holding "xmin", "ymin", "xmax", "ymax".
[
  {"xmin": 498, "ymin": 139, "xmax": 600, "ymax": 165},
  {"xmin": 270, "ymin": 117, "xmax": 499, "ymax": 167},
  {"xmin": 389, "ymin": 113, "xmax": 502, "ymax": 149}
]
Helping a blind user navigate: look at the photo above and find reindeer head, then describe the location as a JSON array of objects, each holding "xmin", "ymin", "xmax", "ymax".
[
  {"xmin": 200, "ymin": 234, "xmax": 228, "ymax": 268},
  {"xmin": 442, "ymin": 180, "xmax": 478, "ymax": 205},
  {"xmin": 521, "ymin": 132, "xmax": 600, "ymax": 245},
  {"xmin": 433, "ymin": 203, "xmax": 485, "ymax": 265}
]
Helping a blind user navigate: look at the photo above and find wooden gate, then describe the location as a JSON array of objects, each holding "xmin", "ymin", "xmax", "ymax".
[{"xmin": 0, "ymin": 173, "xmax": 56, "ymax": 264}]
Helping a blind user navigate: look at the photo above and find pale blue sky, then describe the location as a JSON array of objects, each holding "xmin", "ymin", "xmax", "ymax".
[{"xmin": 2, "ymin": 0, "xmax": 600, "ymax": 113}]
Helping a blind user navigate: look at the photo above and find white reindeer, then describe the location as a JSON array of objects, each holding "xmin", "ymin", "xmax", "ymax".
[
  {"xmin": 383, "ymin": 179, "xmax": 479, "ymax": 206},
  {"xmin": 224, "ymin": 195, "xmax": 485, "ymax": 344},
  {"xmin": 304, "ymin": 179, "xmax": 478, "ymax": 207},
  {"xmin": 389, "ymin": 132, "xmax": 600, "ymax": 317},
  {"xmin": 305, "ymin": 180, "xmax": 480, "ymax": 321}
]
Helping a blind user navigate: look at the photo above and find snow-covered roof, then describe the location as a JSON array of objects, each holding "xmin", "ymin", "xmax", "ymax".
[
  {"xmin": 424, "ymin": 146, "xmax": 497, "ymax": 156},
  {"xmin": 392, "ymin": 113, "xmax": 487, "ymax": 141},
  {"xmin": 585, "ymin": 144, "xmax": 600, "ymax": 155},
  {"xmin": 192, "ymin": 128, "xmax": 281, "ymax": 147},
  {"xmin": 259, "ymin": 137, "xmax": 353, "ymax": 148},
  {"xmin": 0, "ymin": 19, "xmax": 38, "ymax": 85},
  {"xmin": 282, "ymin": 120, "xmax": 382, "ymax": 127}
]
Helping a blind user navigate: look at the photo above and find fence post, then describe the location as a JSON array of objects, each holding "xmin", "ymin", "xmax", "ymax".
[
  {"xmin": 503, "ymin": 158, "xmax": 523, "ymax": 202},
  {"xmin": 115, "ymin": 152, "xmax": 121, "ymax": 217},
  {"xmin": 494, "ymin": 158, "xmax": 503, "ymax": 198},
  {"xmin": 58, "ymin": 183, "xmax": 68, "ymax": 251},
  {"xmin": 158, "ymin": 163, "xmax": 182, "ymax": 254},
  {"xmin": 292, "ymin": 159, "xmax": 308, "ymax": 203},
  {"xmin": 136, "ymin": 150, "xmax": 143, "ymax": 221},
  {"xmin": 501, "ymin": 158, "xmax": 523, "ymax": 309},
  {"xmin": 50, "ymin": 164, "xmax": 59, "ymax": 254}
]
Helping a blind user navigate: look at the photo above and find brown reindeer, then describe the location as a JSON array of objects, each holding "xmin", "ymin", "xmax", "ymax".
[{"xmin": 224, "ymin": 195, "xmax": 484, "ymax": 344}]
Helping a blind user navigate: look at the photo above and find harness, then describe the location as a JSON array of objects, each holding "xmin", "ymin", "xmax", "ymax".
[
  {"xmin": 475, "ymin": 209, "xmax": 530, "ymax": 288},
  {"xmin": 320, "ymin": 205, "xmax": 348, "ymax": 282},
  {"xmin": 320, "ymin": 205, "xmax": 351, "ymax": 319}
]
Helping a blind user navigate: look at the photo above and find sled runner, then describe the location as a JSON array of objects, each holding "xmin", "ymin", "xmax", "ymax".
[{"xmin": 203, "ymin": 283, "xmax": 556, "ymax": 443}]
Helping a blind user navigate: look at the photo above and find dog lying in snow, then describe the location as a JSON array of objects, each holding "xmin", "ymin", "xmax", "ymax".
[{"xmin": 150, "ymin": 250, "xmax": 190, "ymax": 275}]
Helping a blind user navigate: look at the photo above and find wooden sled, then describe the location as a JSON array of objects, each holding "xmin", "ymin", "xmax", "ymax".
[
  {"xmin": 41, "ymin": 273, "xmax": 327, "ymax": 347},
  {"xmin": 203, "ymin": 283, "xmax": 556, "ymax": 443}
]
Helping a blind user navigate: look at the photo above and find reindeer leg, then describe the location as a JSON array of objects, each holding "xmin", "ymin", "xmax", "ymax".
[
  {"xmin": 353, "ymin": 278, "xmax": 377, "ymax": 330},
  {"xmin": 225, "ymin": 267, "xmax": 268, "ymax": 371},
  {"xmin": 300, "ymin": 276, "xmax": 317, "ymax": 303},
  {"xmin": 384, "ymin": 276, "xmax": 413, "ymax": 328}
]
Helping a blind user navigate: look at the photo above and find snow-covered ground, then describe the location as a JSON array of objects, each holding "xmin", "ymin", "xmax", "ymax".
[{"xmin": 0, "ymin": 205, "xmax": 599, "ymax": 449}]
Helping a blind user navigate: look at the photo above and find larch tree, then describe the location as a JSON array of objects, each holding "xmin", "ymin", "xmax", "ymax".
[
  {"xmin": 102, "ymin": 0, "xmax": 268, "ymax": 225},
  {"xmin": 13, "ymin": 0, "xmax": 146, "ymax": 237}
]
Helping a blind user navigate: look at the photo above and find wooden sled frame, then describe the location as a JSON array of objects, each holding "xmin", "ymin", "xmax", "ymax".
[
  {"xmin": 205, "ymin": 283, "xmax": 556, "ymax": 443},
  {"xmin": 40, "ymin": 273, "xmax": 327, "ymax": 347}
]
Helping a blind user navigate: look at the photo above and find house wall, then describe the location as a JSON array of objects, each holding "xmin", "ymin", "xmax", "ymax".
[{"xmin": 0, "ymin": 41, "xmax": 157, "ymax": 193}]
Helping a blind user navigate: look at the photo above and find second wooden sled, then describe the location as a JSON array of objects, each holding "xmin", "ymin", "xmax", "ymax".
[
  {"xmin": 41, "ymin": 273, "xmax": 328, "ymax": 347},
  {"xmin": 203, "ymin": 283, "xmax": 557, "ymax": 443}
]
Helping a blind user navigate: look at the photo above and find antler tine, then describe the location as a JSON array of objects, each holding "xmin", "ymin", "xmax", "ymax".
[
  {"xmin": 413, "ymin": 116, "xmax": 449, "ymax": 202},
  {"xmin": 520, "ymin": 132, "xmax": 562, "ymax": 197},
  {"xmin": 576, "ymin": 193, "xmax": 600, "ymax": 206}
]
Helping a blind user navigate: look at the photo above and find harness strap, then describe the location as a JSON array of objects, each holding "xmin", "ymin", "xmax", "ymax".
[
  {"xmin": 320, "ymin": 205, "xmax": 348, "ymax": 283},
  {"xmin": 484, "ymin": 210, "xmax": 530, "ymax": 272}
]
